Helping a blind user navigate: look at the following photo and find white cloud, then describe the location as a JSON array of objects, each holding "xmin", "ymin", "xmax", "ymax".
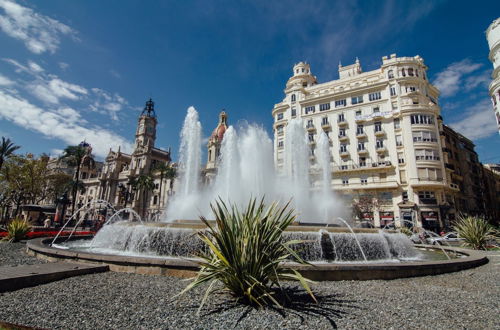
[
  {"xmin": 30, "ymin": 77, "xmax": 88, "ymax": 105},
  {"xmin": 433, "ymin": 59, "xmax": 483, "ymax": 97},
  {"xmin": 0, "ymin": 0, "xmax": 75, "ymax": 54},
  {"xmin": 50, "ymin": 148, "xmax": 63, "ymax": 157},
  {"xmin": 0, "ymin": 89, "xmax": 133, "ymax": 157},
  {"xmin": 449, "ymin": 99, "xmax": 498, "ymax": 140},
  {"xmin": 464, "ymin": 70, "xmax": 491, "ymax": 91},
  {"xmin": 0, "ymin": 73, "xmax": 14, "ymax": 85},
  {"xmin": 58, "ymin": 62, "xmax": 69, "ymax": 70},
  {"xmin": 27, "ymin": 60, "xmax": 43, "ymax": 73},
  {"xmin": 89, "ymin": 88, "xmax": 128, "ymax": 121}
]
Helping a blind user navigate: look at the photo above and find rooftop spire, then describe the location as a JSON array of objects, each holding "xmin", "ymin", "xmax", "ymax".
[{"xmin": 141, "ymin": 98, "xmax": 156, "ymax": 117}]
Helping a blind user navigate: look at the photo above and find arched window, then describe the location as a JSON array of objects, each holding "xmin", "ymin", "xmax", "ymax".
[
  {"xmin": 401, "ymin": 68, "xmax": 406, "ymax": 77},
  {"xmin": 209, "ymin": 150, "xmax": 212, "ymax": 161},
  {"xmin": 408, "ymin": 68, "xmax": 414, "ymax": 76},
  {"xmin": 291, "ymin": 94, "xmax": 296, "ymax": 102},
  {"xmin": 388, "ymin": 70, "xmax": 394, "ymax": 79}
]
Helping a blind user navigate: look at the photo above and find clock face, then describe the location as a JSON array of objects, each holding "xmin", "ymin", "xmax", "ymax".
[{"xmin": 146, "ymin": 124, "xmax": 154, "ymax": 134}]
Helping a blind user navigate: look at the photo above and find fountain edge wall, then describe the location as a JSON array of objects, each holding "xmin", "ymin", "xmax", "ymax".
[{"xmin": 26, "ymin": 237, "xmax": 488, "ymax": 281}]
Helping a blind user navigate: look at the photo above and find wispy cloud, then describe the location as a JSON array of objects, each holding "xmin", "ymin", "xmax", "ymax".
[
  {"xmin": 0, "ymin": 0, "xmax": 76, "ymax": 54},
  {"xmin": 89, "ymin": 88, "xmax": 128, "ymax": 121},
  {"xmin": 0, "ymin": 90, "xmax": 133, "ymax": 157},
  {"xmin": 30, "ymin": 77, "xmax": 88, "ymax": 105},
  {"xmin": 449, "ymin": 99, "xmax": 498, "ymax": 140},
  {"xmin": 433, "ymin": 59, "xmax": 483, "ymax": 97},
  {"xmin": 0, "ymin": 73, "xmax": 14, "ymax": 85}
]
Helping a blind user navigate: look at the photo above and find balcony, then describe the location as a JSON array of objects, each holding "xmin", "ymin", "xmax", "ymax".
[
  {"xmin": 321, "ymin": 122, "xmax": 331, "ymax": 130},
  {"xmin": 357, "ymin": 148, "xmax": 368, "ymax": 155},
  {"xmin": 338, "ymin": 135, "xmax": 349, "ymax": 142},
  {"xmin": 306, "ymin": 125, "xmax": 316, "ymax": 132},
  {"xmin": 376, "ymin": 146, "xmax": 387, "ymax": 153},
  {"xmin": 355, "ymin": 116, "xmax": 365, "ymax": 123},
  {"xmin": 356, "ymin": 132, "xmax": 367, "ymax": 139},
  {"xmin": 372, "ymin": 112, "xmax": 383, "ymax": 120},
  {"xmin": 419, "ymin": 198, "xmax": 437, "ymax": 205},
  {"xmin": 340, "ymin": 151, "xmax": 349, "ymax": 157},
  {"xmin": 332, "ymin": 161, "xmax": 393, "ymax": 174},
  {"xmin": 338, "ymin": 120, "xmax": 348, "ymax": 127},
  {"xmin": 374, "ymin": 129, "xmax": 386, "ymax": 137}
]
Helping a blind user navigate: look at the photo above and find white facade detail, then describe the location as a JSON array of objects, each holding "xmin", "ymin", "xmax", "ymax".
[{"xmin": 487, "ymin": 17, "xmax": 500, "ymax": 133}]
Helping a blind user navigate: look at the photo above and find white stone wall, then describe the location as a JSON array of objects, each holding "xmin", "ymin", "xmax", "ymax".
[{"xmin": 487, "ymin": 18, "xmax": 500, "ymax": 134}]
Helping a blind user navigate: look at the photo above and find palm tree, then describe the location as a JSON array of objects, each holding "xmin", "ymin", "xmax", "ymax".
[
  {"xmin": 59, "ymin": 144, "xmax": 95, "ymax": 216},
  {"xmin": 133, "ymin": 174, "xmax": 155, "ymax": 218},
  {"xmin": 0, "ymin": 137, "xmax": 20, "ymax": 172},
  {"xmin": 153, "ymin": 163, "xmax": 176, "ymax": 208}
]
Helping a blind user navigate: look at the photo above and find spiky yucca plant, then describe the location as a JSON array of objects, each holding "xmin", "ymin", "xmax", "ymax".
[
  {"xmin": 179, "ymin": 198, "xmax": 316, "ymax": 312},
  {"xmin": 453, "ymin": 215, "xmax": 495, "ymax": 250},
  {"xmin": 4, "ymin": 218, "xmax": 31, "ymax": 242}
]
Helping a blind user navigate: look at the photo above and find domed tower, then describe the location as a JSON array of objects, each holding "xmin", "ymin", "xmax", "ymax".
[
  {"xmin": 135, "ymin": 98, "xmax": 157, "ymax": 152},
  {"xmin": 206, "ymin": 111, "xmax": 228, "ymax": 172},
  {"xmin": 487, "ymin": 17, "xmax": 500, "ymax": 133}
]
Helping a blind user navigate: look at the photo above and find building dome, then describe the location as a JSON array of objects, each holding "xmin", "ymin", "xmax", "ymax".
[{"xmin": 210, "ymin": 111, "xmax": 228, "ymax": 142}]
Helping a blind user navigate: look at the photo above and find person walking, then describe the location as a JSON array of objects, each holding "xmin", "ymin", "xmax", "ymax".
[{"xmin": 44, "ymin": 216, "xmax": 51, "ymax": 228}]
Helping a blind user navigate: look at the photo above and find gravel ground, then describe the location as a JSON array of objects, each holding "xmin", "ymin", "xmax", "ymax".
[
  {"xmin": 0, "ymin": 242, "xmax": 48, "ymax": 267},
  {"xmin": 0, "ymin": 243, "xmax": 498, "ymax": 329}
]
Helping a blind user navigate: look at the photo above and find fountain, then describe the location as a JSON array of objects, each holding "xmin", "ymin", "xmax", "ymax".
[{"xmin": 30, "ymin": 107, "xmax": 488, "ymax": 280}]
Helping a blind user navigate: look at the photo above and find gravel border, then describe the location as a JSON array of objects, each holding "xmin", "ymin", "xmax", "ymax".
[{"xmin": 0, "ymin": 242, "xmax": 498, "ymax": 329}]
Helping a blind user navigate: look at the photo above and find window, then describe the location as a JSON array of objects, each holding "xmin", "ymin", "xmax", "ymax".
[
  {"xmin": 412, "ymin": 98, "xmax": 419, "ymax": 105},
  {"xmin": 306, "ymin": 119, "xmax": 313, "ymax": 128},
  {"xmin": 352, "ymin": 95, "xmax": 364, "ymax": 105},
  {"xmin": 335, "ymin": 99, "xmax": 346, "ymax": 107},
  {"xmin": 415, "ymin": 149, "xmax": 440, "ymax": 161},
  {"xmin": 342, "ymin": 178, "xmax": 349, "ymax": 185},
  {"xmin": 398, "ymin": 152, "xmax": 405, "ymax": 164},
  {"xmin": 359, "ymin": 157, "xmax": 366, "ymax": 167},
  {"xmin": 401, "ymin": 68, "xmax": 406, "ymax": 77},
  {"xmin": 369, "ymin": 92, "xmax": 381, "ymax": 101},
  {"xmin": 357, "ymin": 141, "xmax": 365, "ymax": 151},
  {"xmin": 402, "ymin": 191, "xmax": 408, "ymax": 201},
  {"xmin": 278, "ymin": 141, "xmax": 284, "ymax": 148},
  {"xmin": 340, "ymin": 144, "xmax": 347, "ymax": 152},
  {"xmin": 153, "ymin": 195, "xmax": 158, "ymax": 205},
  {"xmin": 394, "ymin": 118, "xmax": 400, "ymax": 129},
  {"xmin": 418, "ymin": 191, "xmax": 435, "ymax": 199},
  {"xmin": 376, "ymin": 139, "xmax": 384, "ymax": 149},
  {"xmin": 276, "ymin": 125, "xmax": 283, "ymax": 134},
  {"xmin": 390, "ymin": 86, "xmax": 397, "ymax": 96},
  {"xmin": 291, "ymin": 107, "xmax": 296, "ymax": 117},
  {"xmin": 361, "ymin": 176, "xmax": 368, "ymax": 185},
  {"xmin": 388, "ymin": 70, "xmax": 394, "ymax": 79},
  {"xmin": 373, "ymin": 107, "xmax": 380, "ymax": 114},
  {"xmin": 291, "ymin": 94, "xmax": 296, "ymax": 103},
  {"xmin": 321, "ymin": 117, "xmax": 329, "ymax": 125},
  {"xmin": 408, "ymin": 68, "xmax": 414, "ymax": 76},
  {"xmin": 415, "ymin": 69, "xmax": 419, "ymax": 77},
  {"xmin": 396, "ymin": 135, "xmax": 403, "ymax": 146},
  {"xmin": 308, "ymin": 134, "xmax": 314, "ymax": 142},
  {"xmin": 320, "ymin": 103, "xmax": 331, "ymax": 111},
  {"xmin": 339, "ymin": 128, "xmax": 346, "ymax": 137},
  {"xmin": 355, "ymin": 110, "xmax": 362, "ymax": 117},
  {"xmin": 341, "ymin": 165, "xmax": 348, "ymax": 170},
  {"xmin": 374, "ymin": 122, "xmax": 382, "ymax": 132},
  {"xmin": 356, "ymin": 125, "xmax": 364, "ymax": 135},
  {"xmin": 412, "ymin": 131, "xmax": 437, "ymax": 142},
  {"xmin": 277, "ymin": 113, "xmax": 283, "ymax": 121},
  {"xmin": 305, "ymin": 106, "xmax": 315, "ymax": 114},
  {"xmin": 338, "ymin": 113, "xmax": 345, "ymax": 122},
  {"xmin": 406, "ymin": 86, "xmax": 416, "ymax": 93},
  {"xmin": 411, "ymin": 114, "xmax": 434, "ymax": 125}
]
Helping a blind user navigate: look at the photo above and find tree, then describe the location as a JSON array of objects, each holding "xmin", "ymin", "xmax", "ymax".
[
  {"xmin": 132, "ymin": 174, "xmax": 155, "ymax": 218},
  {"xmin": 351, "ymin": 194, "xmax": 378, "ymax": 227},
  {"xmin": 0, "ymin": 137, "xmax": 20, "ymax": 172},
  {"xmin": 59, "ymin": 144, "xmax": 95, "ymax": 216},
  {"xmin": 153, "ymin": 162, "xmax": 176, "ymax": 208}
]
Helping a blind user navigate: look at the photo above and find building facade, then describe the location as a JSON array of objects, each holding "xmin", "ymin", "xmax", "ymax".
[
  {"xmin": 76, "ymin": 99, "xmax": 173, "ymax": 219},
  {"xmin": 272, "ymin": 55, "xmax": 454, "ymax": 230},
  {"xmin": 487, "ymin": 17, "xmax": 500, "ymax": 133},
  {"xmin": 204, "ymin": 111, "xmax": 228, "ymax": 183}
]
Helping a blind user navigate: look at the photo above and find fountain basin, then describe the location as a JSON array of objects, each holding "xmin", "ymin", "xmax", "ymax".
[{"xmin": 26, "ymin": 226, "xmax": 488, "ymax": 281}]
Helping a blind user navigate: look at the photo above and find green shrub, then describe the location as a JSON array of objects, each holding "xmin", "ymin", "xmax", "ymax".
[
  {"xmin": 453, "ymin": 215, "xmax": 495, "ymax": 250},
  {"xmin": 4, "ymin": 218, "xmax": 31, "ymax": 242},
  {"xmin": 179, "ymin": 198, "xmax": 316, "ymax": 312}
]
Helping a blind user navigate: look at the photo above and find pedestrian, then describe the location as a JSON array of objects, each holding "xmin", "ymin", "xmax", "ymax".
[{"xmin": 44, "ymin": 216, "xmax": 51, "ymax": 228}]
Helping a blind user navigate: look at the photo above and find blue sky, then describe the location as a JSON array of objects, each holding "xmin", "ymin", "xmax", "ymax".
[{"xmin": 0, "ymin": 0, "xmax": 499, "ymax": 163}]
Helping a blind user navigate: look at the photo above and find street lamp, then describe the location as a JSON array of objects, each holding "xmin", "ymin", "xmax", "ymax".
[{"xmin": 55, "ymin": 192, "xmax": 70, "ymax": 227}]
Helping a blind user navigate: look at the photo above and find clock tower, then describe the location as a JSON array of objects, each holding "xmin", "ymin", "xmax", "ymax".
[{"xmin": 135, "ymin": 98, "xmax": 157, "ymax": 151}]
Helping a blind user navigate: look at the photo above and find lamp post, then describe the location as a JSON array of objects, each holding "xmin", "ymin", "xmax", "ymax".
[{"xmin": 55, "ymin": 192, "xmax": 70, "ymax": 227}]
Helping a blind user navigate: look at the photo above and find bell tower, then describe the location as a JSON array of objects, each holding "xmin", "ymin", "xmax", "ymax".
[{"xmin": 135, "ymin": 98, "xmax": 157, "ymax": 151}]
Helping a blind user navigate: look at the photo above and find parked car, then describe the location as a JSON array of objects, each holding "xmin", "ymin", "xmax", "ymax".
[{"xmin": 427, "ymin": 232, "xmax": 464, "ymax": 245}]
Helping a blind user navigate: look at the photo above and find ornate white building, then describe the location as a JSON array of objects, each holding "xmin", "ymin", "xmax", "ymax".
[
  {"xmin": 487, "ymin": 17, "xmax": 500, "ymax": 133},
  {"xmin": 272, "ymin": 55, "xmax": 455, "ymax": 230},
  {"xmin": 204, "ymin": 111, "xmax": 228, "ymax": 183},
  {"xmin": 76, "ymin": 99, "xmax": 173, "ymax": 219}
]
